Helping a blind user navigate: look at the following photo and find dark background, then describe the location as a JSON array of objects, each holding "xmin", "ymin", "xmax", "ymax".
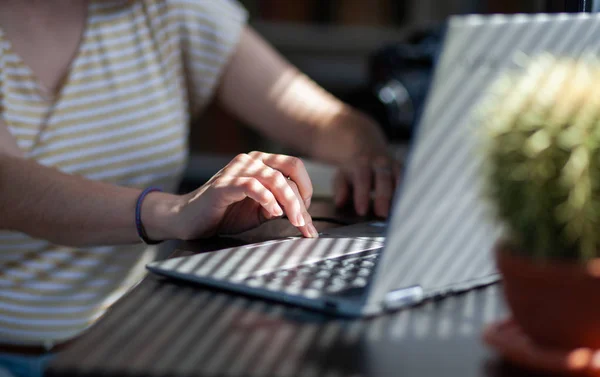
[{"xmin": 191, "ymin": 0, "xmax": 588, "ymax": 153}]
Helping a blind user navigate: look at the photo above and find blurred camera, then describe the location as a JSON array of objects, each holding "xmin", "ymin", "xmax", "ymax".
[{"xmin": 345, "ymin": 26, "xmax": 444, "ymax": 141}]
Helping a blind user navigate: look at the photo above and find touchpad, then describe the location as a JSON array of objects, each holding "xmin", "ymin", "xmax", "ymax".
[{"xmin": 320, "ymin": 222, "xmax": 387, "ymax": 238}]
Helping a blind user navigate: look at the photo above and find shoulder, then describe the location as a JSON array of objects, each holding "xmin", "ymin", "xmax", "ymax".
[
  {"xmin": 161, "ymin": 0, "xmax": 247, "ymax": 25},
  {"xmin": 150, "ymin": 0, "xmax": 248, "ymax": 109}
]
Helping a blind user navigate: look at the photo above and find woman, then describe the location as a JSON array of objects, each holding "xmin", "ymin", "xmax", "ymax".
[{"xmin": 0, "ymin": 0, "xmax": 399, "ymax": 348}]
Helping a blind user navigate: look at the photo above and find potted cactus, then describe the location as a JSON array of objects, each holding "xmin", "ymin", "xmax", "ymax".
[{"xmin": 479, "ymin": 55, "xmax": 600, "ymax": 374}]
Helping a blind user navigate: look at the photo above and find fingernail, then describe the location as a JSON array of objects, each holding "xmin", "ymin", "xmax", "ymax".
[
  {"xmin": 273, "ymin": 204, "xmax": 284, "ymax": 217},
  {"xmin": 309, "ymin": 224, "xmax": 319, "ymax": 238},
  {"xmin": 304, "ymin": 198, "xmax": 312, "ymax": 209},
  {"xmin": 296, "ymin": 213, "xmax": 306, "ymax": 227}
]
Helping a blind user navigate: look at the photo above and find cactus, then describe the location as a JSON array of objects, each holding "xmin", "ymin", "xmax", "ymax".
[{"xmin": 479, "ymin": 55, "xmax": 600, "ymax": 261}]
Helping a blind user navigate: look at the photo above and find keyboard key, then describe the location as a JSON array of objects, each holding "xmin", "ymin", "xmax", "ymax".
[
  {"xmin": 326, "ymin": 285, "xmax": 347, "ymax": 294},
  {"xmin": 341, "ymin": 257, "xmax": 361, "ymax": 266},
  {"xmin": 315, "ymin": 270, "xmax": 331, "ymax": 279},
  {"xmin": 270, "ymin": 277, "xmax": 287, "ymax": 286},
  {"xmin": 360, "ymin": 260, "xmax": 375, "ymax": 268},
  {"xmin": 329, "ymin": 277, "xmax": 347, "ymax": 288},
  {"xmin": 323, "ymin": 259, "xmax": 340, "ymax": 268},
  {"xmin": 274, "ymin": 270, "xmax": 291, "ymax": 278},
  {"xmin": 351, "ymin": 278, "xmax": 368, "ymax": 288},
  {"xmin": 296, "ymin": 266, "xmax": 314, "ymax": 275},
  {"xmin": 287, "ymin": 285, "xmax": 302, "ymax": 294},
  {"xmin": 303, "ymin": 289, "xmax": 321, "ymax": 298},
  {"xmin": 244, "ymin": 251, "xmax": 380, "ymax": 296},
  {"xmin": 337, "ymin": 268, "xmax": 358, "ymax": 278}
]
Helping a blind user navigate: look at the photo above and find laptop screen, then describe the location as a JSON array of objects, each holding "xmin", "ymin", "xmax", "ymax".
[{"xmin": 366, "ymin": 12, "xmax": 600, "ymax": 311}]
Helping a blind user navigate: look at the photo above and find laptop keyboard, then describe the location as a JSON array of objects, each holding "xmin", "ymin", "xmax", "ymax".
[{"xmin": 243, "ymin": 251, "xmax": 380, "ymax": 295}]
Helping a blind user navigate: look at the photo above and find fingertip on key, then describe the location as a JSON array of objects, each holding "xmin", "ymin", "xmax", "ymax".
[{"xmin": 308, "ymin": 223, "xmax": 319, "ymax": 238}]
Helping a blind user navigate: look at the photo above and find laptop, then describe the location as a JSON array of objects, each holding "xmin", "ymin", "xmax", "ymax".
[{"xmin": 147, "ymin": 13, "xmax": 600, "ymax": 317}]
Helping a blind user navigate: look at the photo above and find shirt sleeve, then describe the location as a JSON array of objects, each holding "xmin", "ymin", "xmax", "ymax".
[{"xmin": 170, "ymin": 0, "xmax": 248, "ymax": 113}]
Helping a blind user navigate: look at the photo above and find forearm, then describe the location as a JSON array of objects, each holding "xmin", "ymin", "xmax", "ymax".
[
  {"xmin": 0, "ymin": 154, "xmax": 179, "ymax": 247},
  {"xmin": 217, "ymin": 27, "xmax": 389, "ymax": 165},
  {"xmin": 308, "ymin": 107, "xmax": 389, "ymax": 163}
]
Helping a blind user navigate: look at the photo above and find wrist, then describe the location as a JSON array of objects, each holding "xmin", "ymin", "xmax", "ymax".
[
  {"xmin": 329, "ymin": 109, "xmax": 389, "ymax": 163},
  {"xmin": 140, "ymin": 191, "xmax": 184, "ymax": 241},
  {"xmin": 350, "ymin": 112, "xmax": 389, "ymax": 156}
]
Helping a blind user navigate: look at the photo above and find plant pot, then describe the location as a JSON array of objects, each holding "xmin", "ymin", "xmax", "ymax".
[{"xmin": 495, "ymin": 242, "xmax": 600, "ymax": 349}]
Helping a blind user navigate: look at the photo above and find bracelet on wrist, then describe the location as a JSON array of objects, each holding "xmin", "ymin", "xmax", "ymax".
[{"xmin": 135, "ymin": 187, "xmax": 163, "ymax": 245}]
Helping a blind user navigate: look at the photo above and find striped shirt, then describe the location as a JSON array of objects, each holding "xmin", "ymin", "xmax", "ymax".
[{"xmin": 0, "ymin": 0, "xmax": 247, "ymax": 346}]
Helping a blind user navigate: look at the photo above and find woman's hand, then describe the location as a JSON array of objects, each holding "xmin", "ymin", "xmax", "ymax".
[
  {"xmin": 150, "ymin": 152, "xmax": 318, "ymax": 241},
  {"xmin": 215, "ymin": 27, "xmax": 401, "ymax": 219},
  {"xmin": 333, "ymin": 154, "xmax": 402, "ymax": 218}
]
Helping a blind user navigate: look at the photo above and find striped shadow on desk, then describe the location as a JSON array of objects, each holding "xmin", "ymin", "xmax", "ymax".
[{"xmin": 47, "ymin": 276, "xmax": 506, "ymax": 377}]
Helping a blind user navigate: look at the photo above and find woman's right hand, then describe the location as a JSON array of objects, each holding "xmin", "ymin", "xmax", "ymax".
[{"xmin": 146, "ymin": 152, "xmax": 318, "ymax": 241}]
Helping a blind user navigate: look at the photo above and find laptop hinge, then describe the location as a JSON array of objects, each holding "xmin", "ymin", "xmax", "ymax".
[{"xmin": 383, "ymin": 285, "xmax": 424, "ymax": 311}]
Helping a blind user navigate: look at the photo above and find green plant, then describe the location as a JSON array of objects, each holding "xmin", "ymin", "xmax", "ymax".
[{"xmin": 479, "ymin": 55, "xmax": 600, "ymax": 261}]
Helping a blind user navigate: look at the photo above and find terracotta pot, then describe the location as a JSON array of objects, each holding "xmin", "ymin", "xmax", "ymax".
[{"xmin": 496, "ymin": 242, "xmax": 600, "ymax": 349}]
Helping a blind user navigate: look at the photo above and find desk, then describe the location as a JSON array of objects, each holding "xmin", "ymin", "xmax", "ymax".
[{"xmin": 46, "ymin": 200, "xmax": 533, "ymax": 377}]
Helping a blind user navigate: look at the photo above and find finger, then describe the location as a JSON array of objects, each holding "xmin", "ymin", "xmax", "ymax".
[
  {"xmin": 333, "ymin": 169, "xmax": 350, "ymax": 208},
  {"xmin": 213, "ymin": 177, "xmax": 284, "ymax": 218},
  {"xmin": 287, "ymin": 180, "xmax": 318, "ymax": 238},
  {"xmin": 222, "ymin": 153, "xmax": 253, "ymax": 174},
  {"xmin": 248, "ymin": 162, "xmax": 307, "ymax": 228},
  {"xmin": 373, "ymin": 157, "xmax": 395, "ymax": 218},
  {"xmin": 352, "ymin": 158, "xmax": 372, "ymax": 216},
  {"xmin": 225, "ymin": 154, "xmax": 306, "ymax": 228},
  {"xmin": 393, "ymin": 160, "xmax": 403, "ymax": 183},
  {"xmin": 248, "ymin": 151, "xmax": 313, "ymax": 208},
  {"xmin": 258, "ymin": 206, "xmax": 279, "ymax": 224}
]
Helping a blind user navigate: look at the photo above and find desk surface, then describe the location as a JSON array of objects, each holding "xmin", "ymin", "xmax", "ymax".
[{"xmin": 46, "ymin": 200, "xmax": 537, "ymax": 377}]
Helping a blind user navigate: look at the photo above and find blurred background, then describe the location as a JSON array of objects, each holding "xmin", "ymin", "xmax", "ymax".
[{"xmin": 182, "ymin": 0, "xmax": 592, "ymax": 193}]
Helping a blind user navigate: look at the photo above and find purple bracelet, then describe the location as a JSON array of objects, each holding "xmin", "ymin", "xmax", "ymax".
[{"xmin": 135, "ymin": 187, "xmax": 163, "ymax": 245}]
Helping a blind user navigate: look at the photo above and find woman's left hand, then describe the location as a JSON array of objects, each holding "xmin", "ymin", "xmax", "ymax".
[{"xmin": 333, "ymin": 154, "xmax": 402, "ymax": 218}]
